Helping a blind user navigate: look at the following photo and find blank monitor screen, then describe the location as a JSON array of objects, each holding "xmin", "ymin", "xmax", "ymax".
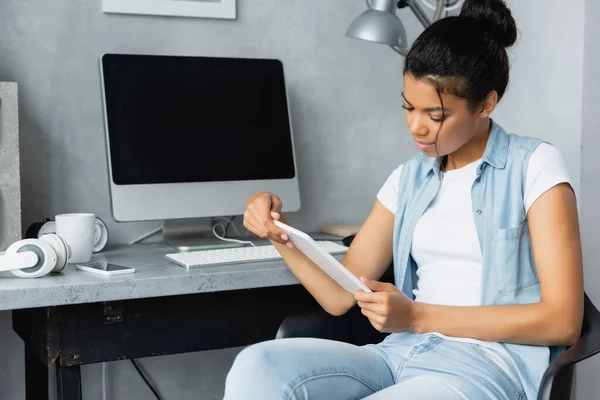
[{"xmin": 101, "ymin": 54, "xmax": 296, "ymax": 186}]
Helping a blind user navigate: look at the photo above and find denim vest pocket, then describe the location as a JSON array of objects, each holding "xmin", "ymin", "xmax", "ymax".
[
  {"xmin": 497, "ymin": 281, "xmax": 541, "ymax": 305},
  {"xmin": 494, "ymin": 220, "xmax": 528, "ymax": 242},
  {"xmin": 492, "ymin": 221, "xmax": 539, "ymax": 297}
]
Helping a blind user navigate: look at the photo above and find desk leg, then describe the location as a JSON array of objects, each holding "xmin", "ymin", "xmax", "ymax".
[
  {"xmin": 25, "ymin": 344, "xmax": 49, "ymax": 400},
  {"xmin": 56, "ymin": 361, "xmax": 82, "ymax": 400}
]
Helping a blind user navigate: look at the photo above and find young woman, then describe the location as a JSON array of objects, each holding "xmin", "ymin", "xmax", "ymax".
[{"xmin": 224, "ymin": 0, "xmax": 584, "ymax": 398}]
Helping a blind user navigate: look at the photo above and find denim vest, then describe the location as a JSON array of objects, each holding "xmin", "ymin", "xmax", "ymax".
[{"xmin": 392, "ymin": 120, "xmax": 563, "ymax": 399}]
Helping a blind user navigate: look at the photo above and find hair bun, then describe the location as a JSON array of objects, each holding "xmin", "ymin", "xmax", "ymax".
[{"xmin": 459, "ymin": 0, "xmax": 517, "ymax": 47}]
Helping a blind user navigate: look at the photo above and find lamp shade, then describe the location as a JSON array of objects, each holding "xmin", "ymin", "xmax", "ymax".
[{"xmin": 346, "ymin": 2, "xmax": 407, "ymax": 47}]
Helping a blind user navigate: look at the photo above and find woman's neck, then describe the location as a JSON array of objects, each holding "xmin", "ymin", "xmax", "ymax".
[{"xmin": 443, "ymin": 119, "xmax": 491, "ymax": 172}]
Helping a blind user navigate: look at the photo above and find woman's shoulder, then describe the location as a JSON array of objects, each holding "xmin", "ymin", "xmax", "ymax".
[
  {"xmin": 527, "ymin": 142, "xmax": 567, "ymax": 173},
  {"xmin": 506, "ymin": 132, "xmax": 547, "ymax": 150},
  {"xmin": 497, "ymin": 127, "xmax": 561, "ymax": 165},
  {"xmin": 506, "ymin": 133, "xmax": 563, "ymax": 163}
]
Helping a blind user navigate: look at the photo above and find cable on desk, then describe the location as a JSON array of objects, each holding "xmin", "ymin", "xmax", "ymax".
[
  {"xmin": 212, "ymin": 216, "xmax": 255, "ymax": 247},
  {"xmin": 131, "ymin": 359, "xmax": 162, "ymax": 400},
  {"xmin": 223, "ymin": 215, "xmax": 236, "ymax": 235}
]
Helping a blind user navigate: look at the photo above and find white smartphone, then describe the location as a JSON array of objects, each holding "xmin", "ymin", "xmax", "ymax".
[{"xmin": 76, "ymin": 261, "xmax": 136, "ymax": 276}]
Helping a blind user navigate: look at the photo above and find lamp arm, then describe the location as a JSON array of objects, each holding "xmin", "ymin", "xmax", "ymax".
[
  {"xmin": 407, "ymin": 0, "xmax": 433, "ymax": 28},
  {"xmin": 433, "ymin": 0, "xmax": 446, "ymax": 20}
]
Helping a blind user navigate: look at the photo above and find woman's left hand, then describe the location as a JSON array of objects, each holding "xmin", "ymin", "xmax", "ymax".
[{"xmin": 355, "ymin": 277, "xmax": 418, "ymax": 333}]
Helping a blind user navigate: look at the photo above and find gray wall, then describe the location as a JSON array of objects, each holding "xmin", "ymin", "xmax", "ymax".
[
  {"xmin": 0, "ymin": 1, "xmax": 408, "ymax": 399},
  {"xmin": 0, "ymin": 0, "xmax": 409, "ymax": 243},
  {"xmin": 496, "ymin": 0, "xmax": 584, "ymax": 194},
  {"xmin": 0, "ymin": 0, "xmax": 587, "ymax": 399},
  {"xmin": 576, "ymin": 0, "xmax": 600, "ymax": 397}
]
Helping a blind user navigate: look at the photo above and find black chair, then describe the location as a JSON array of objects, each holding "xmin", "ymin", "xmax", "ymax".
[{"xmin": 276, "ymin": 239, "xmax": 600, "ymax": 400}]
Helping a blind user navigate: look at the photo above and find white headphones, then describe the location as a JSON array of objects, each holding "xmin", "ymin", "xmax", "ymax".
[{"xmin": 0, "ymin": 234, "xmax": 71, "ymax": 278}]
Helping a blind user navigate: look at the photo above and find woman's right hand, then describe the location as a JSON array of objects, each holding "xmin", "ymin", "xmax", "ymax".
[{"xmin": 243, "ymin": 192, "xmax": 293, "ymax": 247}]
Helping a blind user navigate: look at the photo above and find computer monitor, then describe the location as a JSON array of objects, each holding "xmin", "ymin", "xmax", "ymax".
[{"xmin": 100, "ymin": 53, "xmax": 301, "ymax": 249}]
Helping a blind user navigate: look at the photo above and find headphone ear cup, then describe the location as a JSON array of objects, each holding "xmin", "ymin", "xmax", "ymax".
[
  {"xmin": 8, "ymin": 239, "xmax": 56, "ymax": 278},
  {"xmin": 39, "ymin": 234, "xmax": 70, "ymax": 272}
]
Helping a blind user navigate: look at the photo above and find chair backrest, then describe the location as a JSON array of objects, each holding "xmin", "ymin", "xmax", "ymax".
[
  {"xmin": 581, "ymin": 293, "xmax": 600, "ymax": 337},
  {"xmin": 538, "ymin": 293, "xmax": 600, "ymax": 400}
]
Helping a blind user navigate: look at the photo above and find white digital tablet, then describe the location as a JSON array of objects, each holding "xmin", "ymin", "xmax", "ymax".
[{"xmin": 273, "ymin": 220, "xmax": 372, "ymax": 293}]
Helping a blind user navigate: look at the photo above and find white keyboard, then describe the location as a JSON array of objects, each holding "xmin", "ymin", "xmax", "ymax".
[{"xmin": 165, "ymin": 241, "xmax": 349, "ymax": 268}]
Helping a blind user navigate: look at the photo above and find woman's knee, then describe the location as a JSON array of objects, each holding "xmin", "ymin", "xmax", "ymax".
[
  {"xmin": 225, "ymin": 338, "xmax": 335, "ymax": 397},
  {"xmin": 225, "ymin": 340, "xmax": 290, "ymax": 395},
  {"xmin": 230, "ymin": 340, "xmax": 279, "ymax": 376}
]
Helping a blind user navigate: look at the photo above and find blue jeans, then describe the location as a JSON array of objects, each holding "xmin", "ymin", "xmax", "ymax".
[{"xmin": 224, "ymin": 332, "xmax": 526, "ymax": 399}]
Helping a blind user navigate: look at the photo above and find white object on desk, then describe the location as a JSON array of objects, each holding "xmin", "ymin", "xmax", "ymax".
[
  {"xmin": 27, "ymin": 217, "xmax": 109, "ymax": 253},
  {"xmin": 56, "ymin": 213, "xmax": 96, "ymax": 263},
  {"xmin": 76, "ymin": 262, "xmax": 136, "ymax": 276},
  {"xmin": 165, "ymin": 241, "xmax": 348, "ymax": 269},
  {"xmin": 0, "ymin": 234, "xmax": 70, "ymax": 278},
  {"xmin": 273, "ymin": 221, "xmax": 372, "ymax": 293}
]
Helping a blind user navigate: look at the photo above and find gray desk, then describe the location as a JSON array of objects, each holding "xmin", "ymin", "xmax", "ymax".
[
  {"xmin": 0, "ymin": 243, "xmax": 309, "ymax": 311},
  {"xmin": 5, "ymin": 241, "xmax": 344, "ymax": 400}
]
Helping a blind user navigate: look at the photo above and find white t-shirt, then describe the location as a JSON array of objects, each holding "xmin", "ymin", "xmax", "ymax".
[{"xmin": 376, "ymin": 143, "xmax": 571, "ymax": 354}]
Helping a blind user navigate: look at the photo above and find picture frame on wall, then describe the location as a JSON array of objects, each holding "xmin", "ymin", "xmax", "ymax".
[{"xmin": 102, "ymin": 0, "xmax": 236, "ymax": 20}]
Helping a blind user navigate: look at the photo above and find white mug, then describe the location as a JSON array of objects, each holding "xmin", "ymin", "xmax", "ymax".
[{"xmin": 55, "ymin": 213, "xmax": 96, "ymax": 263}]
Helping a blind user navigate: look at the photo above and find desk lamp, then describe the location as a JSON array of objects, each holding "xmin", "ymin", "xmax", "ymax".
[{"xmin": 346, "ymin": 0, "xmax": 463, "ymax": 56}]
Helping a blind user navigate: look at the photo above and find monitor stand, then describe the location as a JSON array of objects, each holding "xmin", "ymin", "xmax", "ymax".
[{"xmin": 163, "ymin": 217, "xmax": 258, "ymax": 251}]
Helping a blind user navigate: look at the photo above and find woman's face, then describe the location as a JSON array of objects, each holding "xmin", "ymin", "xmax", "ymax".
[{"xmin": 402, "ymin": 74, "xmax": 483, "ymax": 157}]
